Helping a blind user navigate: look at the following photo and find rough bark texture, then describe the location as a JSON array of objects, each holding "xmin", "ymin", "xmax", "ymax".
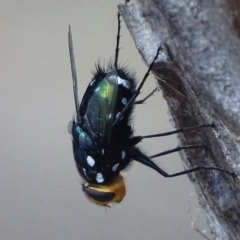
[{"xmin": 118, "ymin": 1, "xmax": 240, "ymax": 240}]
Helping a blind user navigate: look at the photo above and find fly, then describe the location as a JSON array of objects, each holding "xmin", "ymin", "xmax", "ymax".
[{"xmin": 68, "ymin": 11, "xmax": 234, "ymax": 207}]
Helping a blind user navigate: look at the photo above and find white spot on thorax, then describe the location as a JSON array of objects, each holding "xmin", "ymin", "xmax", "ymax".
[
  {"xmin": 122, "ymin": 150, "xmax": 126, "ymax": 159},
  {"xmin": 112, "ymin": 163, "xmax": 120, "ymax": 171},
  {"xmin": 87, "ymin": 156, "xmax": 95, "ymax": 167},
  {"xmin": 117, "ymin": 77, "xmax": 130, "ymax": 89},
  {"xmin": 96, "ymin": 172, "xmax": 104, "ymax": 183},
  {"xmin": 122, "ymin": 98, "xmax": 127, "ymax": 105}
]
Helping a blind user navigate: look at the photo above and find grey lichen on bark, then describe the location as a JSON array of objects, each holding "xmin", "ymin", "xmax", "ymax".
[{"xmin": 118, "ymin": 1, "xmax": 240, "ymax": 240}]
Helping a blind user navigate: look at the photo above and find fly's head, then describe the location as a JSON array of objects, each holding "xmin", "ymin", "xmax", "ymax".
[{"xmin": 82, "ymin": 174, "xmax": 126, "ymax": 207}]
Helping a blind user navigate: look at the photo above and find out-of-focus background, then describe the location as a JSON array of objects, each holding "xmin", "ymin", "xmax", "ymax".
[{"xmin": 0, "ymin": 1, "xmax": 209, "ymax": 239}]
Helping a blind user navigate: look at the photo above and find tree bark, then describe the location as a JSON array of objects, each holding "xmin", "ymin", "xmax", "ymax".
[{"xmin": 118, "ymin": 1, "xmax": 240, "ymax": 239}]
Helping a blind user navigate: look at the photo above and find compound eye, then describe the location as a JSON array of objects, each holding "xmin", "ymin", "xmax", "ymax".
[
  {"xmin": 83, "ymin": 186, "xmax": 115, "ymax": 204},
  {"xmin": 82, "ymin": 175, "xmax": 126, "ymax": 207}
]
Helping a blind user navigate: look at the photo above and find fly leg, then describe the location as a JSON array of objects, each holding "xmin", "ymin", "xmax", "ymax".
[
  {"xmin": 142, "ymin": 123, "xmax": 215, "ymax": 139},
  {"xmin": 150, "ymin": 145, "xmax": 207, "ymax": 159},
  {"xmin": 134, "ymin": 87, "xmax": 158, "ymax": 105},
  {"xmin": 128, "ymin": 124, "xmax": 214, "ymax": 146},
  {"xmin": 132, "ymin": 148, "xmax": 235, "ymax": 178},
  {"xmin": 114, "ymin": 12, "xmax": 121, "ymax": 69},
  {"xmin": 113, "ymin": 46, "xmax": 161, "ymax": 125}
]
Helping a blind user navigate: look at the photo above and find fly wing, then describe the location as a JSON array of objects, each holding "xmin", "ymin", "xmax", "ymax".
[
  {"xmin": 81, "ymin": 70, "xmax": 119, "ymax": 141},
  {"xmin": 68, "ymin": 26, "xmax": 81, "ymax": 123}
]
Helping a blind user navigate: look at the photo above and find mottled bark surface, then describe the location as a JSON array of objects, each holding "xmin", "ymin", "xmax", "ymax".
[{"xmin": 118, "ymin": 1, "xmax": 240, "ymax": 239}]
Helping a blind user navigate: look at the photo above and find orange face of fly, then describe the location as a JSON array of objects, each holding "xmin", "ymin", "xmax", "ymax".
[{"xmin": 82, "ymin": 174, "xmax": 126, "ymax": 207}]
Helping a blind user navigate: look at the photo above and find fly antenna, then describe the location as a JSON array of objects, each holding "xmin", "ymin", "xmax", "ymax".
[{"xmin": 68, "ymin": 26, "xmax": 81, "ymax": 123}]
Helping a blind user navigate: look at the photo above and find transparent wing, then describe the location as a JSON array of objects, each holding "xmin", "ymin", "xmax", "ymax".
[{"xmin": 68, "ymin": 26, "xmax": 81, "ymax": 123}]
